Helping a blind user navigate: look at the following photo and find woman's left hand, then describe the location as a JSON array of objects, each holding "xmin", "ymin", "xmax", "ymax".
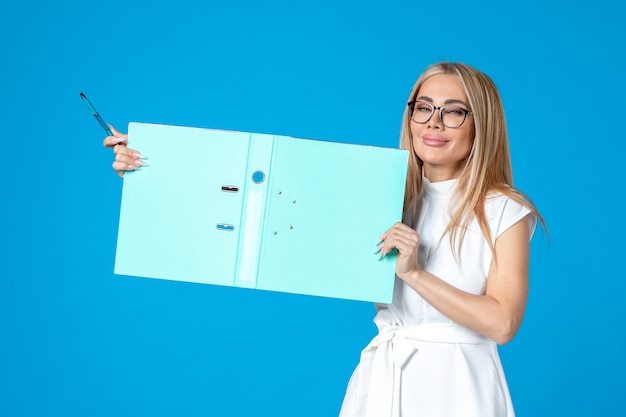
[{"xmin": 379, "ymin": 222, "xmax": 422, "ymax": 281}]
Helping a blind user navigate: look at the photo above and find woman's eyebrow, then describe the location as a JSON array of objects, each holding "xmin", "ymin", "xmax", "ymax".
[
  {"xmin": 415, "ymin": 95, "xmax": 470, "ymax": 108},
  {"xmin": 444, "ymin": 99, "xmax": 471, "ymax": 108}
]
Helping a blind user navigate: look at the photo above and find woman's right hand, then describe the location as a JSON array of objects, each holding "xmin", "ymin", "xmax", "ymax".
[{"xmin": 102, "ymin": 125, "xmax": 148, "ymax": 178}]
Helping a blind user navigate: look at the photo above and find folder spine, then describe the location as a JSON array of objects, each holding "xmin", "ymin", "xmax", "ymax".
[{"xmin": 233, "ymin": 134, "xmax": 275, "ymax": 288}]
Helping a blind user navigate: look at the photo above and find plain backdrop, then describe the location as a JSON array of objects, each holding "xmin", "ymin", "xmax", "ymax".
[{"xmin": 1, "ymin": 0, "xmax": 624, "ymax": 416}]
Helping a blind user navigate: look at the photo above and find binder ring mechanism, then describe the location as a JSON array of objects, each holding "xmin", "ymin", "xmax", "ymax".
[
  {"xmin": 216, "ymin": 171, "xmax": 266, "ymax": 232},
  {"xmin": 217, "ymin": 184, "xmax": 240, "ymax": 231}
]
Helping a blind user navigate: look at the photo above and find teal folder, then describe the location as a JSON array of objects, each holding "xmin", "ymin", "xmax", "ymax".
[{"xmin": 114, "ymin": 122, "xmax": 408, "ymax": 303}]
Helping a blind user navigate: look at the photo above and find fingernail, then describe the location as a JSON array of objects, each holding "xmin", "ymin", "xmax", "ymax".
[
  {"xmin": 133, "ymin": 159, "xmax": 148, "ymax": 167},
  {"xmin": 112, "ymin": 137, "xmax": 124, "ymax": 144},
  {"xmin": 133, "ymin": 152, "xmax": 148, "ymax": 160}
]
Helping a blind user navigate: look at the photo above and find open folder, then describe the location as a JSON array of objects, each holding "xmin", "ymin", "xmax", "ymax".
[{"xmin": 114, "ymin": 123, "xmax": 408, "ymax": 303}]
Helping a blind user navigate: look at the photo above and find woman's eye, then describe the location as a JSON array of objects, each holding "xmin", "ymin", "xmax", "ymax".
[
  {"xmin": 416, "ymin": 105, "xmax": 432, "ymax": 112},
  {"xmin": 444, "ymin": 107, "xmax": 464, "ymax": 115}
]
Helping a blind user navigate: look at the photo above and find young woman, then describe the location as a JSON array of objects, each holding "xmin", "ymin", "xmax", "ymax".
[
  {"xmin": 338, "ymin": 63, "xmax": 543, "ymax": 417},
  {"xmin": 103, "ymin": 62, "xmax": 543, "ymax": 417}
]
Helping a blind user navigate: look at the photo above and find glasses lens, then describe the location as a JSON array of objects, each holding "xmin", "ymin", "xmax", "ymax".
[
  {"xmin": 441, "ymin": 106, "xmax": 466, "ymax": 128},
  {"xmin": 410, "ymin": 101, "xmax": 434, "ymax": 123}
]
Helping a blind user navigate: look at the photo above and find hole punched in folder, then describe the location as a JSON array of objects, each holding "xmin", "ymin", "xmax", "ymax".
[{"xmin": 221, "ymin": 186, "xmax": 240, "ymax": 193}]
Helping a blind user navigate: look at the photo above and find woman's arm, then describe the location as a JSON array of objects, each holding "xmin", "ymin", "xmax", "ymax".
[{"xmin": 379, "ymin": 217, "xmax": 530, "ymax": 345}]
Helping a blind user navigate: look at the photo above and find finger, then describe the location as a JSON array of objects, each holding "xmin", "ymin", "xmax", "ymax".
[
  {"xmin": 381, "ymin": 222, "xmax": 414, "ymax": 237},
  {"xmin": 379, "ymin": 230, "xmax": 418, "ymax": 257},
  {"xmin": 377, "ymin": 224, "xmax": 399, "ymax": 254},
  {"xmin": 115, "ymin": 152, "xmax": 145, "ymax": 167},
  {"xmin": 378, "ymin": 221, "xmax": 405, "ymax": 242},
  {"xmin": 115, "ymin": 146, "xmax": 149, "ymax": 168},
  {"xmin": 103, "ymin": 125, "xmax": 128, "ymax": 148},
  {"xmin": 390, "ymin": 222, "xmax": 414, "ymax": 235},
  {"xmin": 103, "ymin": 135, "xmax": 126, "ymax": 148},
  {"xmin": 112, "ymin": 158, "xmax": 147, "ymax": 175},
  {"xmin": 379, "ymin": 237, "xmax": 398, "ymax": 257},
  {"xmin": 390, "ymin": 237, "xmax": 417, "ymax": 257},
  {"xmin": 113, "ymin": 160, "xmax": 142, "ymax": 173},
  {"xmin": 115, "ymin": 146, "xmax": 149, "ymax": 163},
  {"xmin": 114, "ymin": 144, "xmax": 134, "ymax": 156},
  {"xmin": 103, "ymin": 135, "xmax": 127, "ymax": 148},
  {"xmin": 387, "ymin": 224, "xmax": 418, "ymax": 243}
]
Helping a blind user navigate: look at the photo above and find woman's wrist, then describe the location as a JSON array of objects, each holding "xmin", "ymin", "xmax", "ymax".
[{"xmin": 399, "ymin": 267, "xmax": 424, "ymax": 286}]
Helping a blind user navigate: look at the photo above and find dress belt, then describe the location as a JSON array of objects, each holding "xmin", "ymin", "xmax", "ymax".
[{"xmin": 354, "ymin": 310, "xmax": 491, "ymax": 417}]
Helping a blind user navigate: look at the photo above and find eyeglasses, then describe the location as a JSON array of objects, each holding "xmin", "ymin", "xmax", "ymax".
[{"xmin": 407, "ymin": 100, "xmax": 473, "ymax": 128}]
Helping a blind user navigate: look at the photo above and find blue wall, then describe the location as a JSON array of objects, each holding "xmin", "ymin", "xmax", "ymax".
[{"xmin": 1, "ymin": 0, "xmax": 624, "ymax": 415}]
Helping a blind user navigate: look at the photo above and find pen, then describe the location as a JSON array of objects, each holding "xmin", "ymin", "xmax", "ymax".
[{"xmin": 80, "ymin": 92, "xmax": 113, "ymax": 136}]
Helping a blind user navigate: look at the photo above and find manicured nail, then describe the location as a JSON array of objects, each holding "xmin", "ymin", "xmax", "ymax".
[
  {"xmin": 133, "ymin": 152, "xmax": 148, "ymax": 159},
  {"xmin": 112, "ymin": 137, "xmax": 124, "ymax": 144},
  {"xmin": 132, "ymin": 159, "xmax": 149, "ymax": 167}
]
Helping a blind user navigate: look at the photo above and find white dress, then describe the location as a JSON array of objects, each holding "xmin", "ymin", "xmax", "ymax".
[{"xmin": 339, "ymin": 177, "xmax": 536, "ymax": 417}]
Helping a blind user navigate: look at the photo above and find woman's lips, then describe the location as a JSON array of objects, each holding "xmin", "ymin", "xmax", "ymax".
[{"xmin": 422, "ymin": 135, "xmax": 449, "ymax": 147}]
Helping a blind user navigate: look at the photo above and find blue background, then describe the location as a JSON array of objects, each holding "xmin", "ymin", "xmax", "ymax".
[{"xmin": 1, "ymin": 0, "xmax": 624, "ymax": 416}]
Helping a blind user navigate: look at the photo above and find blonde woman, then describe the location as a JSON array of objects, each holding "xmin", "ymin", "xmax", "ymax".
[
  {"xmin": 103, "ymin": 62, "xmax": 543, "ymax": 417},
  {"xmin": 338, "ymin": 62, "xmax": 543, "ymax": 417}
]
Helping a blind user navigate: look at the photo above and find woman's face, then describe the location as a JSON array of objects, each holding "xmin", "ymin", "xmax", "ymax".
[{"xmin": 410, "ymin": 73, "xmax": 475, "ymax": 182}]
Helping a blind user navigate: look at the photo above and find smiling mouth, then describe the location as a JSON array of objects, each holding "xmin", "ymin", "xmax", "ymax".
[{"xmin": 422, "ymin": 136, "xmax": 448, "ymax": 146}]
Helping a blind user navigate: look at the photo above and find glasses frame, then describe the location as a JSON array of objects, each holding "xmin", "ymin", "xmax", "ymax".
[{"xmin": 407, "ymin": 100, "xmax": 474, "ymax": 129}]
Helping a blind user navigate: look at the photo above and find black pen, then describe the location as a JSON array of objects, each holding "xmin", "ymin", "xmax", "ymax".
[{"xmin": 80, "ymin": 92, "xmax": 113, "ymax": 136}]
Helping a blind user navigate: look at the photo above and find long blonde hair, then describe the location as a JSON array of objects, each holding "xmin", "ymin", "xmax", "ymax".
[{"xmin": 400, "ymin": 62, "xmax": 544, "ymax": 254}]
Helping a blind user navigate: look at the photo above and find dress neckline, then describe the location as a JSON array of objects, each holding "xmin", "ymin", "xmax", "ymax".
[{"xmin": 422, "ymin": 175, "xmax": 458, "ymax": 199}]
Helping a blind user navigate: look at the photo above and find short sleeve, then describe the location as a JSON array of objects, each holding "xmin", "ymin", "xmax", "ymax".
[{"xmin": 487, "ymin": 195, "xmax": 537, "ymax": 243}]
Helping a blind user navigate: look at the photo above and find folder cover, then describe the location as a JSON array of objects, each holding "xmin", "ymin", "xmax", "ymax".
[{"xmin": 114, "ymin": 122, "xmax": 408, "ymax": 303}]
